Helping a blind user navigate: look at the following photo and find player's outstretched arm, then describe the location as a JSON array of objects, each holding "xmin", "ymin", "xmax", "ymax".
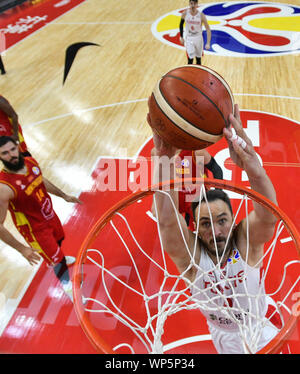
[
  {"xmin": 223, "ymin": 104, "xmax": 277, "ymax": 255},
  {"xmin": 0, "ymin": 184, "xmax": 40, "ymax": 265},
  {"xmin": 148, "ymin": 113, "xmax": 195, "ymax": 277},
  {"xmin": 0, "ymin": 96, "xmax": 19, "ymax": 140},
  {"xmin": 43, "ymin": 177, "xmax": 82, "ymax": 204}
]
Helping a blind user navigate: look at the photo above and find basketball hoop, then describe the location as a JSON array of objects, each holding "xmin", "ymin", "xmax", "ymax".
[{"xmin": 72, "ymin": 178, "xmax": 300, "ymax": 354}]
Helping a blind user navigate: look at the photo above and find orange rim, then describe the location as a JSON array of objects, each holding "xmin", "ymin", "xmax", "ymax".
[{"xmin": 73, "ymin": 178, "xmax": 300, "ymax": 354}]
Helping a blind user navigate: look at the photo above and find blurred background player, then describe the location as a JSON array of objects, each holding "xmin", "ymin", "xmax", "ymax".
[
  {"xmin": 151, "ymin": 146, "xmax": 223, "ymax": 231},
  {"xmin": 179, "ymin": 0, "xmax": 211, "ymax": 65},
  {"xmin": 175, "ymin": 148, "xmax": 223, "ymax": 230},
  {"xmin": 0, "ymin": 136, "xmax": 82, "ymax": 301},
  {"xmin": 0, "ymin": 55, "xmax": 5, "ymax": 75},
  {"xmin": 0, "ymin": 95, "xmax": 30, "ymax": 156}
]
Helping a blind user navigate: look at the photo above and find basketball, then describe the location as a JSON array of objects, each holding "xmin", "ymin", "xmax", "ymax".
[{"xmin": 148, "ymin": 65, "xmax": 234, "ymax": 150}]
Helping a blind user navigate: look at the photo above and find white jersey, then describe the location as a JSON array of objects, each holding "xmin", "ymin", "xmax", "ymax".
[
  {"xmin": 190, "ymin": 246, "xmax": 268, "ymax": 332},
  {"xmin": 184, "ymin": 9, "xmax": 203, "ymax": 37}
]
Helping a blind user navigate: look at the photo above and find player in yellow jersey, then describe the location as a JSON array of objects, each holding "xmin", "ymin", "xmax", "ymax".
[{"xmin": 0, "ymin": 136, "xmax": 82, "ymax": 301}]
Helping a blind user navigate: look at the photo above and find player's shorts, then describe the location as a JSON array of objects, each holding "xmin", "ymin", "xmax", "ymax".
[
  {"xmin": 19, "ymin": 214, "xmax": 65, "ymax": 266},
  {"xmin": 178, "ymin": 189, "xmax": 197, "ymax": 231},
  {"xmin": 185, "ymin": 34, "xmax": 203, "ymax": 59},
  {"xmin": 208, "ymin": 321, "xmax": 278, "ymax": 354},
  {"xmin": 207, "ymin": 297, "xmax": 282, "ymax": 354},
  {"xmin": 179, "ymin": 190, "xmax": 193, "ymax": 214}
]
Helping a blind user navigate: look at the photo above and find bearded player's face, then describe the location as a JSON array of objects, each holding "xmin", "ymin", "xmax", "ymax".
[{"xmin": 0, "ymin": 141, "xmax": 24, "ymax": 171}]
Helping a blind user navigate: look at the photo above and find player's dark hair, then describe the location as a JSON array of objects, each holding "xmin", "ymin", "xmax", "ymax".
[
  {"xmin": 0, "ymin": 136, "xmax": 17, "ymax": 148},
  {"xmin": 191, "ymin": 189, "xmax": 233, "ymax": 222}
]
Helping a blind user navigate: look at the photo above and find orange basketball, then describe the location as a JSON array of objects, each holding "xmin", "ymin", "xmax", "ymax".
[{"xmin": 148, "ymin": 65, "xmax": 234, "ymax": 150}]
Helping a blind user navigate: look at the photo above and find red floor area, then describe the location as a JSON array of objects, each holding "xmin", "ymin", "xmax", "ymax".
[{"xmin": 0, "ymin": 0, "xmax": 86, "ymax": 51}]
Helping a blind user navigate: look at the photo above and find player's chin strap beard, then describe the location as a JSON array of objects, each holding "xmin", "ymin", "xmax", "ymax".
[
  {"xmin": 198, "ymin": 235, "xmax": 234, "ymax": 264},
  {"xmin": 2, "ymin": 153, "xmax": 25, "ymax": 172}
]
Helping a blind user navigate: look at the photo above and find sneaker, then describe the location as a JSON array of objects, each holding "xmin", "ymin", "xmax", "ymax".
[
  {"xmin": 62, "ymin": 280, "xmax": 73, "ymax": 302},
  {"xmin": 61, "ymin": 280, "xmax": 87, "ymax": 305},
  {"xmin": 65, "ymin": 256, "xmax": 76, "ymax": 266}
]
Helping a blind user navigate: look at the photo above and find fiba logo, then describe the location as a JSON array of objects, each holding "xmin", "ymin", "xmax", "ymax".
[{"xmin": 151, "ymin": 1, "xmax": 300, "ymax": 57}]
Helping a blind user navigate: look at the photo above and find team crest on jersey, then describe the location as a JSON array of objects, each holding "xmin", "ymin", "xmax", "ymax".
[
  {"xmin": 227, "ymin": 249, "xmax": 240, "ymax": 265},
  {"xmin": 181, "ymin": 159, "xmax": 190, "ymax": 167},
  {"xmin": 16, "ymin": 180, "xmax": 26, "ymax": 189},
  {"xmin": 32, "ymin": 166, "xmax": 40, "ymax": 175},
  {"xmin": 151, "ymin": 2, "xmax": 300, "ymax": 57}
]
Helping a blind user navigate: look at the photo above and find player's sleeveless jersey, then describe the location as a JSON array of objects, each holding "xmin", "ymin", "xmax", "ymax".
[
  {"xmin": 0, "ymin": 104, "xmax": 28, "ymax": 153},
  {"xmin": 185, "ymin": 9, "xmax": 203, "ymax": 37},
  {"xmin": 0, "ymin": 157, "xmax": 58, "ymax": 231},
  {"xmin": 190, "ymin": 247, "xmax": 268, "ymax": 332}
]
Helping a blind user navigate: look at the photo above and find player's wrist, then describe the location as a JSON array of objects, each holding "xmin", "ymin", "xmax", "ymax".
[
  {"xmin": 17, "ymin": 244, "xmax": 30, "ymax": 255},
  {"xmin": 246, "ymin": 166, "xmax": 267, "ymax": 182}
]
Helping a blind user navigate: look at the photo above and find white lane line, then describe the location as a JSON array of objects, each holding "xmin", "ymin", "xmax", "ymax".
[
  {"xmin": 234, "ymin": 93, "xmax": 300, "ymax": 101},
  {"xmin": 28, "ymin": 98, "xmax": 148, "ymax": 126},
  {"xmin": 53, "ymin": 21, "xmax": 153, "ymax": 25},
  {"xmin": 26, "ymin": 94, "xmax": 300, "ymax": 127}
]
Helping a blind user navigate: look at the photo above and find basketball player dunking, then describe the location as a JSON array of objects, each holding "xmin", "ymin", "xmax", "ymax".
[
  {"xmin": 149, "ymin": 104, "xmax": 282, "ymax": 353},
  {"xmin": 179, "ymin": 0, "xmax": 211, "ymax": 65},
  {"xmin": 0, "ymin": 136, "xmax": 82, "ymax": 301}
]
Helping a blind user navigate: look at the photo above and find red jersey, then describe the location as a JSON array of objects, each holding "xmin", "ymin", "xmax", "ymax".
[
  {"xmin": 175, "ymin": 150, "xmax": 210, "ymax": 211},
  {"xmin": 0, "ymin": 105, "xmax": 28, "ymax": 153},
  {"xmin": 0, "ymin": 157, "xmax": 65, "ymax": 264},
  {"xmin": 0, "ymin": 157, "xmax": 58, "ymax": 230},
  {"xmin": 175, "ymin": 150, "xmax": 210, "ymax": 230}
]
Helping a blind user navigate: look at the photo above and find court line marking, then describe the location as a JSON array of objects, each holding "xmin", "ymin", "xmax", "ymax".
[
  {"xmin": 26, "ymin": 94, "xmax": 300, "ymax": 127},
  {"xmin": 280, "ymin": 237, "xmax": 293, "ymax": 244},
  {"xmin": 225, "ymin": 160, "xmax": 300, "ymax": 168},
  {"xmin": 0, "ymin": 259, "xmax": 43, "ymax": 337},
  {"xmin": 235, "ymin": 93, "xmax": 300, "ymax": 101},
  {"xmin": 27, "ymin": 98, "xmax": 148, "ymax": 126},
  {"xmin": 52, "ymin": 21, "xmax": 153, "ymax": 25}
]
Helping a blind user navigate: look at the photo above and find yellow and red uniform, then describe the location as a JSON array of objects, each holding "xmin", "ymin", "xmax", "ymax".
[
  {"xmin": 0, "ymin": 157, "xmax": 65, "ymax": 265},
  {"xmin": 0, "ymin": 104, "xmax": 29, "ymax": 154}
]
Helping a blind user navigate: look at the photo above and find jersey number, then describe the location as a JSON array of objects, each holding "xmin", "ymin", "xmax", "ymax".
[{"xmin": 36, "ymin": 188, "xmax": 45, "ymax": 202}]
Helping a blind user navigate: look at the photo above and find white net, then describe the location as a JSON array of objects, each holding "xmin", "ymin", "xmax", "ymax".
[{"xmin": 74, "ymin": 181, "xmax": 300, "ymax": 354}]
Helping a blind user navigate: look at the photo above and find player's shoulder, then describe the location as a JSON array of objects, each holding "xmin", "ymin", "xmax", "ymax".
[
  {"xmin": 25, "ymin": 157, "xmax": 43, "ymax": 178},
  {"xmin": 181, "ymin": 9, "xmax": 187, "ymax": 18},
  {"xmin": 25, "ymin": 156, "xmax": 38, "ymax": 165},
  {"xmin": 25, "ymin": 156, "xmax": 41, "ymax": 170},
  {"xmin": 0, "ymin": 179, "xmax": 15, "ymax": 200}
]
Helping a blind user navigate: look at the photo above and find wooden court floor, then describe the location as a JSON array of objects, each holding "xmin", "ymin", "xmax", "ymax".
[{"xmin": 0, "ymin": 0, "xmax": 299, "ymax": 353}]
